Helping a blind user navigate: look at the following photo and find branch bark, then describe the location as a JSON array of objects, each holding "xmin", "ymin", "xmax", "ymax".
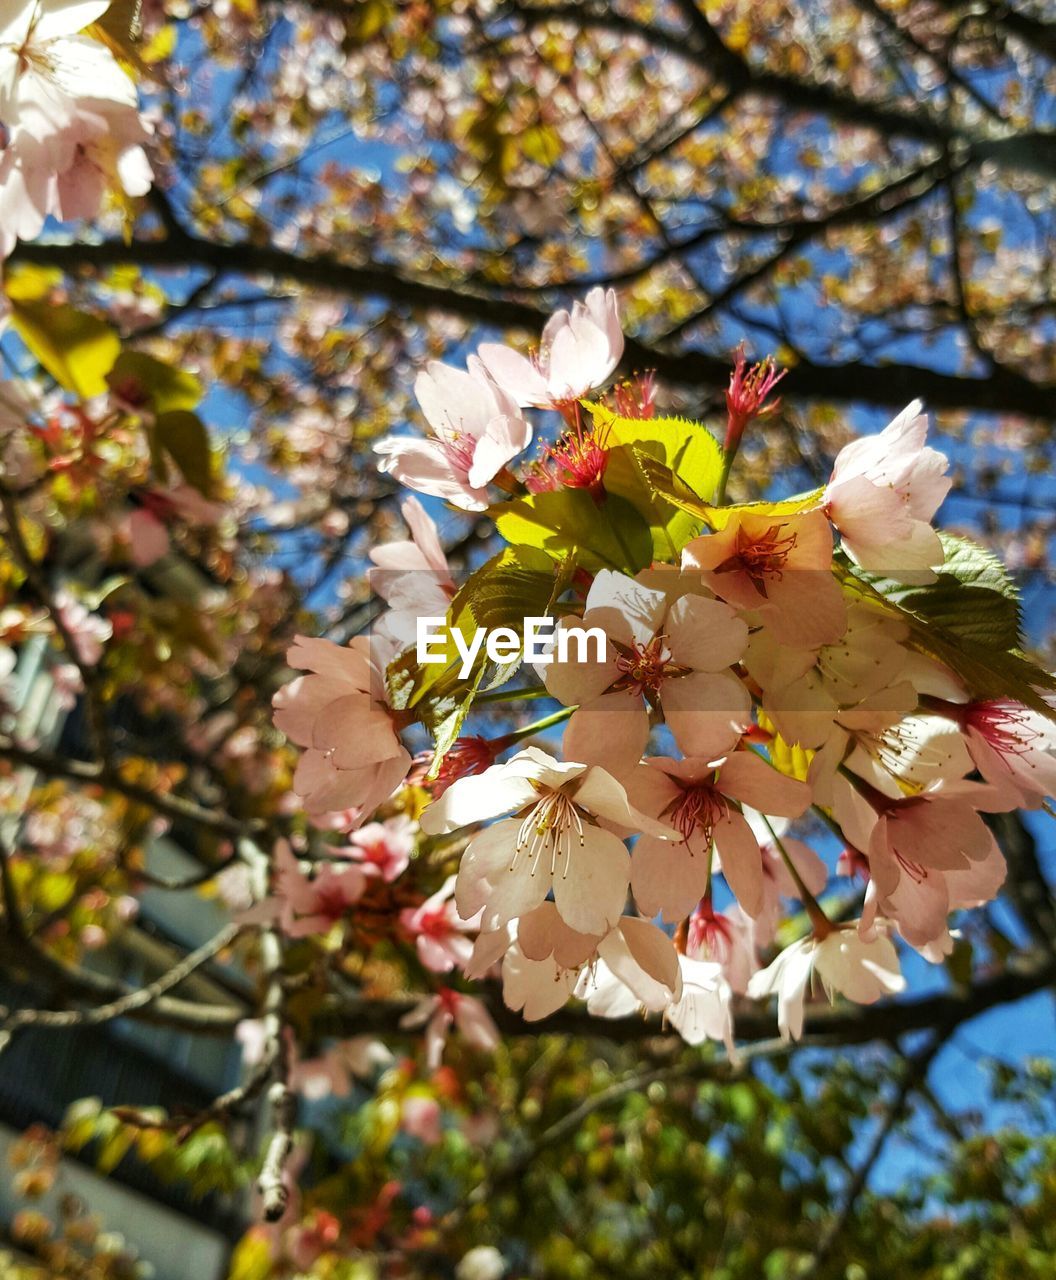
[{"xmin": 10, "ymin": 236, "xmax": 1054, "ymax": 419}]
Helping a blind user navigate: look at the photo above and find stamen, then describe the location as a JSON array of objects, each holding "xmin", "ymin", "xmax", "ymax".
[
  {"xmin": 613, "ymin": 634, "xmax": 674, "ymax": 696},
  {"xmin": 664, "ymin": 779, "xmax": 726, "ymax": 846},
  {"xmin": 514, "ymin": 788, "xmax": 586, "ymax": 880},
  {"xmin": 966, "ymin": 700, "xmax": 1036, "ymax": 757},
  {"xmin": 713, "ymin": 523, "xmax": 798, "ymax": 597}
]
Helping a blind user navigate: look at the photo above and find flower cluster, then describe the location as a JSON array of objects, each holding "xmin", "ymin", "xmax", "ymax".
[
  {"xmin": 271, "ymin": 287, "xmax": 1056, "ymax": 1057},
  {"xmin": 0, "ymin": 1, "xmax": 153, "ymax": 258}
]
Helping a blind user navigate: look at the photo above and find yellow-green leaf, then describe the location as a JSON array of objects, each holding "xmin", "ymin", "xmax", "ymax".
[{"xmin": 9, "ymin": 299, "xmax": 120, "ymax": 399}]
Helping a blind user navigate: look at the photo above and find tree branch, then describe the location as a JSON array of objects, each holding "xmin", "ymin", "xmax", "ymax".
[
  {"xmin": 505, "ymin": 1, "xmax": 1056, "ymax": 177},
  {"xmin": 10, "ymin": 236, "xmax": 1054, "ymax": 418},
  {"xmin": 0, "ymin": 733, "xmax": 269, "ymax": 840},
  {"xmin": 0, "ymin": 922, "xmax": 244, "ymax": 1051}
]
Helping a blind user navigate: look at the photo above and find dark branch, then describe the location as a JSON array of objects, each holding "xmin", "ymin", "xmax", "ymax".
[{"xmin": 10, "ymin": 236, "xmax": 1055, "ymax": 419}]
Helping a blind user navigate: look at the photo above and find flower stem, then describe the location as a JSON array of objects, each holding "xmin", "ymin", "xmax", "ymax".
[
  {"xmin": 495, "ymin": 705, "xmax": 575, "ymax": 748},
  {"xmin": 475, "ymin": 685, "xmax": 552, "ymax": 705},
  {"xmin": 715, "ymin": 449, "xmax": 736, "ymax": 506},
  {"xmin": 762, "ymin": 814, "xmax": 832, "ymax": 938}
]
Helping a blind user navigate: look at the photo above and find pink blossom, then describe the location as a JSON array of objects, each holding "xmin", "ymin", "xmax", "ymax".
[
  {"xmin": 400, "ymin": 874, "xmax": 478, "ymax": 973},
  {"xmin": 748, "ymin": 926, "xmax": 905, "ymax": 1041},
  {"xmin": 421, "ymin": 746, "xmax": 675, "ymax": 938},
  {"xmin": 683, "ymin": 509, "xmax": 847, "ymax": 649},
  {"xmin": 49, "ymin": 661, "xmax": 83, "ymax": 710},
  {"xmin": 500, "ymin": 941, "xmax": 580, "ymax": 1021},
  {"xmin": 824, "ymin": 401, "xmax": 951, "ymax": 579},
  {"xmin": 523, "ymin": 422, "xmax": 609, "ymax": 498},
  {"xmin": 54, "ymin": 588, "xmax": 111, "ymax": 664},
  {"xmin": 860, "ymin": 833, "xmax": 1006, "ymax": 956},
  {"xmin": 745, "ymin": 602, "xmax": 913, "ymax": 750},
  {"xmin": 477, "ymin": 286, "xmax": 624, "ymax": 410},
  {"xmin": 627, "ymin": 753, "xmax": 811, "ymax": 922},
  {"xmin": 543, "ymin": 570, "xmax": 751, "ymax": 774},
  {"xmin": 686, "ymin": 900, "xmax": 757, "ymax": 994},
  {"xmin": 582, "ymin": 946, "xmax": 734, "ymax": 1057},
  {"xmin": 399, "ymin": 988, "xmax": 500, "ymax": 1069},
  {"xmin": 238, "ymin": 841, "xmax": 367, "ymax": 938},
  {"xmin": 665, "ymin": 955, "xmax": 737, "ymax": 1057},
  {"xmin": 272, "ymin": 635, "xmax": 411, "ymax": 824},
  {"xmin": 420, "ymin": 736, "xmax": 498, "ymax": 797},
  {"xmin": 369, "ymin": 497, "xmax": 456, "ymax": 660},
  {"xmin": 400, "ymin": 1095, "xmax": 443, "ymax": 1145},
  {"xmin": 342, "ymin": 814, "xmax": 415, "ymax": 882},
  {"xmin": 0, "ymin": 1, "xmax": 153, "ymax": 257},
  {"xmin": 961, "ymin": 700, "xmax": 1056, "ymax": 810},
  {"xmin": 374, "ymin": 360, "xmax": 531, "ymax": 511}
]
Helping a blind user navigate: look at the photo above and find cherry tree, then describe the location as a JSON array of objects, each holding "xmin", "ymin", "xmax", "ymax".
[{"xmin": 0, "ymin": 2, "xmax": 1055, "ymax": 1277}]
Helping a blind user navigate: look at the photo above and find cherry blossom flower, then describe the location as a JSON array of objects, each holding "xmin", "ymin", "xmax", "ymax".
[
  {"xmin": 400, "ymin": 875, "xmax": 478, "ymax": 973},
  {"xmin": 500, "ymin": 940, "xmax": 580, "ymax": 1021},
  {"xmin": 477, "ymin": 286, "xmax": 623, "ymax": 410},
  {"xmin": 960, "ymin": 699, "xmax": 1056, "ymax": 809},
  {"xmin": 419, "ymin": 736, "xmax": 497, "ymax": 798},
  {"xmin": 838, "ymin": 712, "xmax": 976, "ymax": 799},
  {"xmin": 374, "ymin": 360, "xmax": 531, "ymax": 511},
  {"xmin": 747, "ymin": 926, "xmax": 905, "ymax": 1041},
  {"xmin": 273, "ymin": 635, "xmax": 411, "ymax": 824},
  {"xmin": 745, "ymin": 602, "xmax": 913, "ymax": 750},
  {"xmin": 400, "ymin": 1095, "xmax": 443, "ymax": 1145},
  {"xmin": 523, "ymin": 423, "xmax": 609, "ymax": 499},
  {"xmin": 419, "ymin": 746, "xmax": 676, "ymax": 937},
  {"xmin": 342, "ymin": 814, "xmax": 415, "ymax": 882},
  {"xmin": 543, "ymin": 570, "xmax": 751, "ymax": 774},
  {"xmin": 238, "ymin": 841, "xmax": 366, "ymax": 938},
  {"xmin": 399, "ymin": 989, "xmax": 500, "ymax": 1069},
  {"xmin": 369, "ymin": 497, "xmax": 455, "ymax": 661},
  {"xmin": 0, "ymin": 0, "xmax": 153, "ymax": 257},
  {"xmin": 583, "ymin": 948, "xmax": 735, "ymax": 1057},
  {"xmin": 859, "ymin": 833, "xmax": 1006, "ymax": 957},
  {"xmin": 627, "ymin": 753, "xmax": 811, "ymax": 922},
  {"xmin": 548, "ymin": 910, "xmax": 684, "ymax": 1012},
  {"xmin": 683, "ymin": 509, "xmax": 847, "ymax": 649},
  {"xmin": 824, "ymin": 400, "xmax": 951, "ymax": 579},
  {"xmin": 828, "ymin": 770, "xmax": 1004, "ymax": 911},
  {"xmin": 686, "ymin": 900, "xmax": 757, "ymax": 994},
  {"xmin": 665, "ymin": 955, "xmax": 737, "ymax": 1057},
  {"xmin": 54, "ymin": 588, "xmax": 111, "ymax": 663}
]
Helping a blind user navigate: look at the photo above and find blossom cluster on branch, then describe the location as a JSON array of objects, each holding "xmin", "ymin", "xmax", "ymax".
[
  {"xmin": 0, "ymin": 1, "xmax": 153, "ymax": 259},
  {"xmin": 271, "ymin": 287, "xmax": 1056, "ymax": 1050}
]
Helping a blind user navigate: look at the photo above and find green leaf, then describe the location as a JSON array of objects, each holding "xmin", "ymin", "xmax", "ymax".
[
  {"xmin": 107, "ymin": 351, "xmax": 203, "ymax": 414},
  {"xmin": 854, "ymin": 532, "xmax": 1022, "ymax": 651},
  {"xmin": 151, "ymin": 409, "xmax": 215, "ymax": 494},
  {"xmin": 9, "ymin": 298, "xmax": 120, "ymax": 399},
  {"xmin": 837, "ymin": 555, "xmax": 1056, "ymax": 720},
  {"xmin": 521, "ymin": 123, "xmax": 562, "ymax": 167},
  {"xmin": 634, "ymin": 452, "xmax": 823, "ymax": 530},
  {"xmin": 591, "ymin": 406, "xmax": 724, "ymax": 557},
  {"xmin": 492, "ymin": 488, "xmax": 652, "ymax": 573}
]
